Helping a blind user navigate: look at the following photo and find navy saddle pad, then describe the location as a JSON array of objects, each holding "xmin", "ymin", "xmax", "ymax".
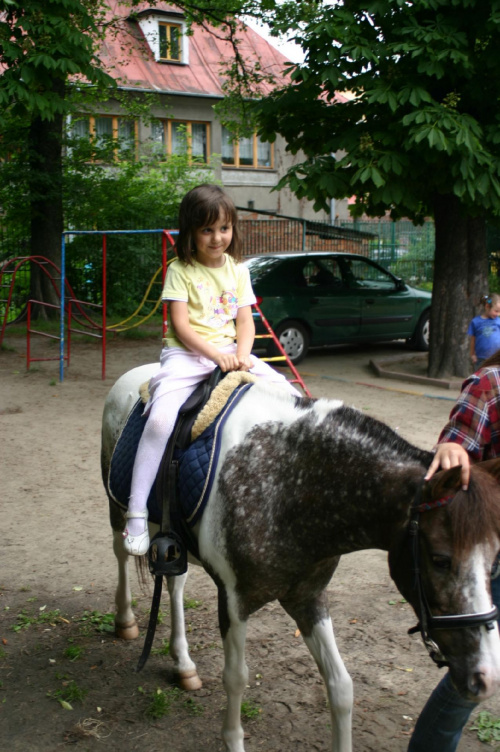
[{"xmin": 108, "ymin": 382, "xmax": 252, "ymax": 527}]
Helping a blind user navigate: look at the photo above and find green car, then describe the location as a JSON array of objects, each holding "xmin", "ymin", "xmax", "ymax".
[{"xmin": 245, "ymin": 252, "xmax": 431, "ymax": 365}]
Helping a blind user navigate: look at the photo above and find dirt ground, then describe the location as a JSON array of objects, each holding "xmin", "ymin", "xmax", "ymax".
[{"xmin": 2, "ymin": 333, "xmax": 500, "ymax": 752}]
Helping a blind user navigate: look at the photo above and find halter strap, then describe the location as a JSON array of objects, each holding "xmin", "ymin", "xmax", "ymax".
[{"xmin": 408, "ymin": 481, "xmax": 498, "ymax": 667}]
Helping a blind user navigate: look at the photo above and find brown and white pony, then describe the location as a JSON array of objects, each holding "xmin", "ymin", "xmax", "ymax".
[{"xmin": 101, "ymin": 364, "xmax": 500, "ymax": 752}]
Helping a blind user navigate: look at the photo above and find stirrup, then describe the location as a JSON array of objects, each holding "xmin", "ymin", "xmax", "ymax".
[{"xmin": 148, "ymin": 531, "xmax": 187, "ymax": 576}]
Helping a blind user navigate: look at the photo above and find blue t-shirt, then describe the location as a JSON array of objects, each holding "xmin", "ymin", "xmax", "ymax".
[{"xmin": 467, "ymin": 315, "xmax": 500, "ymax": 360}]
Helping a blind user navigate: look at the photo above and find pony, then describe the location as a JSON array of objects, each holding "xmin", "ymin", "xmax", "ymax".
[{"xmin": 101, "ymin": 363, "xmax": 500, "ymax": 752}]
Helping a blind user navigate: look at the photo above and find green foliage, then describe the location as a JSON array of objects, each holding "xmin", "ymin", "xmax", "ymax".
[
  {"xmin": 470, "ymin": 710, "xmax": 500, "ymax": 744},
  {"xmin": 241, "ymin": 700, "xmax": 262, "ymax": 719},
  {"xmin": 143, "ymin": 687, "xmax": 181, "ymax": 719},
  {"xmin": 47, "ymin": 679, "xmax": 88, "ymax": 705},
  {"xmin": 77, "ymin": 609, "xmax": 115, "ymax": 633},
  {"xmin": 0, "ymin": 0, "xmax": 114, "ymax": 125},
  {"xmin": 254, "ymin": 0, "xmax": 500, "ymax": 222},
  {"xmin": 12, "ymin": 607, "xmax": 62, "ymax": 631}
]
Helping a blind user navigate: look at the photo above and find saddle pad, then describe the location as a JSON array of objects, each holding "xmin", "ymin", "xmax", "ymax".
[{"xmin": 108, "ymin": 383, "xmax": 253, "ymax": 527}]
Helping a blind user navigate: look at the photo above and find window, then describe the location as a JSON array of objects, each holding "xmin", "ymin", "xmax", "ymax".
[
  {"xmin": 222, "ymin": 127, "xmax": 273, "ymax": 169},
  {"xmin": 159, "ymin": 22, "xmax": 181, "ymax": 61},
  {"xmin": 152, "ymin": 119, "xmax": 209, "ymax": 162},
  {"xmin": 137, "ymin": 14, "xmax": 189, "ymax": 64},
  {"xmin": 71, "ymin": 115, "xmax": 137, "ymax": 160}
]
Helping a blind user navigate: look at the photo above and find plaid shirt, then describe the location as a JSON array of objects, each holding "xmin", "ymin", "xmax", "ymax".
[{"xmin": 438, "ymin": 368, "xmax": 500, "ymax": 461}]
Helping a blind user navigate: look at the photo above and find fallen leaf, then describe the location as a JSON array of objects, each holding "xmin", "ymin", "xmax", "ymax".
[
  {"xmin": 294, "ymin": 629, "xmax": 301, "ymax": 638},
  {"xmin": 59, "ymin": 700, "xmax": 73, "ymax": 711}
]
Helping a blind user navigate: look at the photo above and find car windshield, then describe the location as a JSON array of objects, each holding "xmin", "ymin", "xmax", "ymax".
[{"xmin": 244, "ymin": 256, "xmax": 283, "ymax": 284}]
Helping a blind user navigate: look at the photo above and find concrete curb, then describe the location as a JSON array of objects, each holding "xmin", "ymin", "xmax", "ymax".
[{"xmin": 369, "ymin": 353, "xmax": 463, "ymax": 391}]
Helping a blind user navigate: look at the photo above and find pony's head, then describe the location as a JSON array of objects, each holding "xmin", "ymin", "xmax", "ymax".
[{"xmin": 389, "ymin": 459, "xmax": 500, "ymax": 701}]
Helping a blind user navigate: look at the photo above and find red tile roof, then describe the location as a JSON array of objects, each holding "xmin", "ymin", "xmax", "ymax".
[{"xmin": 103, "ymin": 1, "xmax": 293, "ymax": 98}]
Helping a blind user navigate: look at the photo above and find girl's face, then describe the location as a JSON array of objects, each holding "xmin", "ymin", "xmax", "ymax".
[
  {"xmin": 487, "ymin": 302, "xmax": 500, "ymax": 319},
  {"xmin": 194, "ymin": 210, "xmax": 233, "ymax": 268}
]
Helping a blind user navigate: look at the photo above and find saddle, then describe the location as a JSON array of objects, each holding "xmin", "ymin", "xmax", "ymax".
[{"xmin": 150, "ymin": 366, "xmax": 228, "ymax": 579}]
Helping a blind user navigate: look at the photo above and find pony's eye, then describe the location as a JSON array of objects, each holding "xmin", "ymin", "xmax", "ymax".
[
  {"xmin": 432, "ymin": 555, "xmax": 451, "ymax": 570},
  {"xmin": 491, "ymin": 554, "xmax": 500, "ymax": 579}
]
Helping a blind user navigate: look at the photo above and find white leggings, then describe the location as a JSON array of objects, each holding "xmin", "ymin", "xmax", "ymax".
[
  {"xmin": 127, "ymin": 385, "xmax": 194, "ymax": 533},
  {"xmin": 126, "ymin": 344, "xmax": 300, "ymax": 535}
]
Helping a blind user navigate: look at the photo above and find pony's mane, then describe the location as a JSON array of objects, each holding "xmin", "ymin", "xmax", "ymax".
[
  {"xmin": 449, "ymin": 469, "xmax": 500, "ymax": 553},
  {"xmin": 325, "ymin": 405, "xmax": 432, "ymax": 466}
]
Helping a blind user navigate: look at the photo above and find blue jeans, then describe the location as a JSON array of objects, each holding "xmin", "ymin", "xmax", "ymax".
[{"xmin": 408, "ymin": 575, "xmax": 500, "ymax": 752}]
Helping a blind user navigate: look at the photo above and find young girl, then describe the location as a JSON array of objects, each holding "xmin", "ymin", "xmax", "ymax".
[
  {"xmin": 467, "ymin": 293, "xmax": 500, "ymax": 369},
  {"xmin": 123, "ymin": 184, "xmax": 300, "ymax": 555}
]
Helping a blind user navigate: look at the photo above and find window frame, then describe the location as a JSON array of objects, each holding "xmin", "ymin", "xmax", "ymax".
[
  {"xmin": 72, "ymin": 114, "xmax": 138, "ymax": 161},
  {"xmin": 152, "ymin": 119, "xmax": 211, "ymax": 163},
  {"xmin": 158, "ymin": 22, "xmax": 182, "ymax": 62},
  {"xmin": 221, "ymin": 128, "xmax": 274, "ymax": 169}
]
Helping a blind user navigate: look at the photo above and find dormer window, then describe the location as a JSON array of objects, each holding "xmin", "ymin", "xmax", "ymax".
[
  {"xmin": 159, "ymin": 22, "xmax": 181, "ymax": 61},
  {"xmin": 136, "ymin": 11, "xmax": 189, "ymax": 64}
]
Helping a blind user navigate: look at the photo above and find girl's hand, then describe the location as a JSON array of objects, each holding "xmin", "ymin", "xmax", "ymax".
[
  {"xmin": 236, "ymin": 354, "xmax": 253, "ymax": 372},
  {"xmin": 424, "ymin": 442, "xmax": 471, "ymax": 489},
  {"xmin": 214, "ymin": 351, "xmax": 240, "ymax": 372}
]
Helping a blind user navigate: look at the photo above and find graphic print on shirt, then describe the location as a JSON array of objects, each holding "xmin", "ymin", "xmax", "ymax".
[{"xmin": 195, "ymin": 278, "xmax": 238, "ymax": 329}]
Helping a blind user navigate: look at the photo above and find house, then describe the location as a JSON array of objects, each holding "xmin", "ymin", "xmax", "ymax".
[{"xmin": 74, "ymin": 1, "xmax": 351, "ymax": 225}]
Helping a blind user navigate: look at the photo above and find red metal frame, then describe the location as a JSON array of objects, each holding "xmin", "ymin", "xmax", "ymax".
[
  {"xmin": 252, "ymin": 302, "xmax": 311, "ymax": 397},
  {"xmin": 27, "ymin": 300, "xmax": 68, "ymax": 370}
]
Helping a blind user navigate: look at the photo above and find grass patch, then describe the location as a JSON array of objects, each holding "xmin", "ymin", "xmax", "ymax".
[
  {"xmin": 470, "ymin": 710, "xmax": 500, "ymax": 744},
  {"xmin": 241, "ymin": 700, "xmax": 262, "ymax": 720},
  {"xmin": 184, "ymin": 598, "xmax": 202, "ymax": 610},
  {"xmin": 151, "ymin": 639, "xmax": 170, "ymax": 657},
  {"xmin": 78, "ymin": 610, "xmax": 115, "ymax": 634},
  {"xmin": 63, "ymin": 644, "xmax": 84, "ymax": 662},
  {"xmin": 48, "ymin": 679, "xmax": 88, "ymax": 706},
  {"xmin": 12, "ymin": 607, "xmax": 63, "ymax": 632},
  {"xmin": 142, "ymin": 687, "xmax": 181, "ymax": 719}
]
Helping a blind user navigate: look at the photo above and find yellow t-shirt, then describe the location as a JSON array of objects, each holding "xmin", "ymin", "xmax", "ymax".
[{"xmin": 162, "ymin": 255, "xmax": 256, "ymax": 349}]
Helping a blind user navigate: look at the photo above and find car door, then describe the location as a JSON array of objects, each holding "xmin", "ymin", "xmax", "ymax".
[
  {"xmin": 343, "ymin": 257, "xmax": 417, "ymax": 339},
  {"xmin": 295, "ymin": 257, "xmax": 361, "ymax": 344}
]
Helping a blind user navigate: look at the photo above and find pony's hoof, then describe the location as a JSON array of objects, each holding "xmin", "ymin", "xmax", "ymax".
[
  {"xmin": 178, "ymin": 669, "xmax": 202, "ymax": 691},
  {"xmin": 115, "ymin": 620, "xmax": 139, "ymax": 640}
]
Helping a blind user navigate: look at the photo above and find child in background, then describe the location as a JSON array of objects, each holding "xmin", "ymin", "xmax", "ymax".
[
  {"xmin": 468, "ymin": 293, "xmax": 500, "ymax": 369},
  {"xmin": 123, "ymin": 184, "xmax": 300, "ymax": 555}
]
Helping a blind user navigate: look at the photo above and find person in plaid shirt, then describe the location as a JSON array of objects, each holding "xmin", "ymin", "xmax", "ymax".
[{"xmin": 409, "ymin": 351, "xmax": 500, "ymax": 752}]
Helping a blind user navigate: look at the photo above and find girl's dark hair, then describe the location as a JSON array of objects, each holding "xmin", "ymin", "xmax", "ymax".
[{"xmin": 175, "ymin": 184, "xmax": 242, "ymax": 264}]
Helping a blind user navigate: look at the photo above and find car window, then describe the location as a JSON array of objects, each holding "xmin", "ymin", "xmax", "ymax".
[
  {"xmin": 302, "ymin": 259, "xmax": 344, "ymax": 288},
  {"xmin": 344, "ymin": 258, "xmax": 397, "ymax": 291},
  {"xmin": 244, "ymin": 257, "xmax": 283, "ymax": 285}
]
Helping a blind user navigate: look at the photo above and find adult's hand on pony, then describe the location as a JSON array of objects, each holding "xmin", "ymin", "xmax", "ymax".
[{"xmin": 425, "ymin": 442, "xmax": 471, "ymax": 489}]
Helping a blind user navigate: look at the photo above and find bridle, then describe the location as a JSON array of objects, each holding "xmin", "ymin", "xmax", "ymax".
[{"xmin": 407, "ymin": 483, "xmax": 498, "ymax": 667}]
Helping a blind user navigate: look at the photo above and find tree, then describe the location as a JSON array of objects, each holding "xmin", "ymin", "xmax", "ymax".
[
  {"xmin": 253, "ymin": 0, "xmax": 500, "ymax": 377},
  {"xmin": 0, "ymin": 0, "xmax": 117, "ymax": 313}
]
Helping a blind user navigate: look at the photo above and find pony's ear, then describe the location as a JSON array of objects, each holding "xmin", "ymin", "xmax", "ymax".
[
  {"xmin": 423, "ymin": 466, "xmax": 463, "ymax": 502},
  {"xmin": 476, "ymin": 458, "xmax": 500, "ymax": 484}
]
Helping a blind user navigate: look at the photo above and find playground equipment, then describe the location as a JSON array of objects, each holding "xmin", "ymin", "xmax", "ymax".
[{"xmin": 1, "ymin": 230, "xmax": 310, "ymax": 394}]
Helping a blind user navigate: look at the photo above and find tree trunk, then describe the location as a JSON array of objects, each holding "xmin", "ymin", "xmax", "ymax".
[
  {"xmin": 428, "ymin": 193, "xmax": 488, "ymax": 378},
  {"xmin": 28, "ymin": 106, "xmax": 64, "ymax": 320}
]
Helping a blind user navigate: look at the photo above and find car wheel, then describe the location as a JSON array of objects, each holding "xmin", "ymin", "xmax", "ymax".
[
  {"xmin": 270, "ymin": 321, "xmax": 310, "ymax": 365},
  {"xmin": 409, "ymin": 310, "xmax": 430, "ymax": 351}
]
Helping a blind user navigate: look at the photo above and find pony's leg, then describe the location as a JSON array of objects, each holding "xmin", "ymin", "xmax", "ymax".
[
  {"xmin": 302, "ymin": 617, "xmax": 353, "ymax": 752},
  {"xmin": 112, "ymin": 529, "xmax": 139, "ymax": 640},
  {"xmin": 221, "ymin": 615, "xmax": 248, "ymax": 752},
  {"xmin": 167, "ymin": 573, "xmax": 202, "ymax": 691}
]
